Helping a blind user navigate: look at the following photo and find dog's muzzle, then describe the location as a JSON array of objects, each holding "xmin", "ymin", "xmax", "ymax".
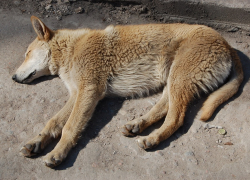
[{"xmin": 12, "ymin": 74, "xmax": 18, "ymax": 82}]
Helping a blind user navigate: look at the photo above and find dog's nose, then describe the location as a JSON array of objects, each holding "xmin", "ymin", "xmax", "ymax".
[{"xmin": 12, "ymin": 74, "xmax": 17, "ymax": 81}]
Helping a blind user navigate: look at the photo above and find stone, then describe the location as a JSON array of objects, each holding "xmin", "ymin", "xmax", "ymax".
[{"xmin": 75, "ymin": 7, "xmax": 83, "ymax": 14}]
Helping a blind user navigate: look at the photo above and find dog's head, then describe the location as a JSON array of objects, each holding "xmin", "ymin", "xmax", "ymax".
[{"xmin": 12, "ymin": 16, "xmax": 53, "ymax": 83}]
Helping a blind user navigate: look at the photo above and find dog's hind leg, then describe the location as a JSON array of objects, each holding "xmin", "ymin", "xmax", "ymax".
[
  {"xmin": 20, "ymin": 91, "xmax": 77, "ymax": 157},
  {"xmin": 137, "ymin": 63, "xmax": 194, "ymax": 149},
  {"xmin": 121, "ymin": 87, "xmax": 169, "ymax": 136}
]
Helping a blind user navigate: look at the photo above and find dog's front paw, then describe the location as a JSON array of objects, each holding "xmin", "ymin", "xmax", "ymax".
[
  {"xmin": 20, "ymin": 141, "xmax": 42, "ymax": 157},
  {"xmin": 43, "ymin": 150, "xmax": 65, "ymax": 168},
  {"xmin": 137, "ymin": 136, "xmax": 159, "ymax": 149},
  {"xmin": 121, "ymin": 119, "xmax": 146, "ymax": 136},
  {"xmin": 20, "ymin": 136, "xmax": 45, "ymax": 157}
]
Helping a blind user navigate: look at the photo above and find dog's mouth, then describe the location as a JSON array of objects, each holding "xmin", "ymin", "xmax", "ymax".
[{"xmin": 22, "ymin": 70, "xmax": 36, "ymax": 83}]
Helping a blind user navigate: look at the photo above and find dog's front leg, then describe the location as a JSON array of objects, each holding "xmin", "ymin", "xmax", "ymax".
[
  {"xmin": 43, "ymin": 84, "xmax": 105, "ymax": 167},
  {"xmin": 20, "ymin": 91, "xmax": 77, "ymax": 157}
]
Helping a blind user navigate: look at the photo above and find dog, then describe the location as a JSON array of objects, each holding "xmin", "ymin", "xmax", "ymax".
[{"xmin": 12, "ymin": 16, "xmax": 243, "ymax": 167}]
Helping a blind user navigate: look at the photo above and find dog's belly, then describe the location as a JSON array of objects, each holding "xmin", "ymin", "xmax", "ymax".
[{"xmin": 106, "ymin": 55, "xmax": 168, "ymax": 97}]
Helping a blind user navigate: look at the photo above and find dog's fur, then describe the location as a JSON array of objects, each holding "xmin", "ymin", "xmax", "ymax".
[{"xmin": 13, "ymin": 16, "xmax": 243, "ymax": 167}]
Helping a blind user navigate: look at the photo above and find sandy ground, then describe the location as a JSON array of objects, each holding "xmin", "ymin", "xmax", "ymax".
[{"xmin": 1, "ymin": 4, "xmax": 250, "ymax": 180}]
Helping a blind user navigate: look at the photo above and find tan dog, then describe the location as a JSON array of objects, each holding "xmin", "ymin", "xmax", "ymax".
[{"xmin": 13, "ymin": 16, "xmax": 243, "ymax": 167}]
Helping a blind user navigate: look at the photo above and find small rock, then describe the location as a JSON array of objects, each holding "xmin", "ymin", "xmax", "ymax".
[
  {"xmin": 227, "ymin": 27, "xmax": 239, "ymax": 32},
  {"xmin": 155, "ymin": 150, "xmax": 164, "ymax": 156},
  {"xmin": 170, "ymin": 144, "xmax": 175, "ymax": 148},
  {"xmin": 174, "ymin": 160, "xmax": 178, "ymax": 166},
  {"xmin": 13, "ymin": 0, "xmax": 21, "ymax": 6},
  {"xmin": 139, "ymin": 6, "xmax": 148, "ymax": 14},
  {"xmin": 113, "ymin": 151, "xmax": 117, "ymax": 155},
  {"xmin": 50, "ymin": 99, "xmax": 56, "ymax": 102},
  {"xmin": 203, "ymin": 123, "xmax": 215, "ymax": 129},
  {"xmin": 107, "ymin": 18, "xmax": 112, "ymax": 23},
  {"xmin": 75, "ymin": 7, "xmax": 83, "ymax": 14},
  {"xmin": 209, "ymin": 125, "xmax": 215, "ymax": 129},
  {"xmin": 175, "ymin": 132, "xmax": 182, "ymax": 138},
  {"xmin": 217, "ymin": 145, "xmax": 224, "ymax": 148},
  {"xmin": 56, "ymin": 16, "xmax": 62, "ymax": 21},
  {"xmin": 57, "ymin": 0, "xmax": 69, "ymax": 4},
  {"xmin": 185, "ymin": 151, "xmax": 194, "ymax": 156},
  {"xmin": 147, "ymin": 99, "xmax": 155, "ymax": 105},
  {"xmin": 119, "ymin": 110, "xmax": 127, "ymax": 116},
  {"xmin": 45, "ymin": 4, "xmax": 51, "ymax": 11},
  {"xmin": 216, "ymin": 140, "xmax": 222, "ymax": 144},
  {"xmin": 216, "ymin": 126, "xmax": 223, "ymax": 129},
  {"xmin": 203, "ymin": 123, "xmax": 209, "ymax": 129},
  {"xmin": 92, "ymin": 163, "xmax": 98, "ymax": 168}
]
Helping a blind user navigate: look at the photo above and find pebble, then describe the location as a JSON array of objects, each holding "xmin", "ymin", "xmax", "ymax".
[
  {"xmin": 45, "ymin": 4, "xmax": 51, "ymax": 11},
  {"xmin": 13, "ymin": 0, "xmax": 21, "ymax": 6},
  {"xmin": 217, "ymin": 145, "xmax": 224, "ymax": 149},
  {"xmin": 216, "ymin": 126, "xmax": 223, "ymax": 129},
  {"xmin": 185, "ymin": 151, "xmax": 194, "ymax": 156},
  {"xmin": 170, "ymin": 144, "xmax": 175, "ymax": 148},
  {"xmin": 147, "ymin": 99, "xmax": 155, "ymax": 105},
  {"xmin": 56, "ymin": 15, "xmax": 62, "ymax": 21},
  {"xmin": 119, "ymin": 110, "xmax": 127, "ymax": 116},
  {"xmin": 155, "ymin": 150, "xmax": 164, "ymax": 156},
  {"xmin": 75, "ymin": 7, "xmax": 83, "ymax": 14},
  {"xmin": 203, "ymin": 123, "xmax": 215, "ymax": 129},
  {"xmin": 175, "ymin": 132, "xmax": 182, "ymax": 138},
  {"xmin": 204, "ymin": 123, "xmax": 224, "ymax": 130},
  {"xmin": 216, "ymin": 140, "xmax": 222, "ymax": 143},
  {"xmin": 139, "ymin": 6, "xmax": 148, "ymax": 14},
  {"xmin": 50, "ymin": 99, "xmax": 56, "ymax": 102},
  {"xmin": 227, "ymin": 27, "xmax": 239, "ymax": 32}
]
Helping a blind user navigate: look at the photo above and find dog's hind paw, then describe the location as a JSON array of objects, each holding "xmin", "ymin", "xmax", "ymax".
[
  {"xmin": 121, "ymin": 118, "xmax": 146, "ymax": 136},
  {"xmin": 137, "ymin": 136, "xmax": 159, "ymax": 149},
  {"xmin": 43, "ymin": 150, "xmax": 65, "ymax": 168}
]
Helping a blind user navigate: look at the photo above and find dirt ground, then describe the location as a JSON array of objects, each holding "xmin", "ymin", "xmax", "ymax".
[{"xmin": 1, "ymin": 1, "xmax": 250, "ymax": 180}]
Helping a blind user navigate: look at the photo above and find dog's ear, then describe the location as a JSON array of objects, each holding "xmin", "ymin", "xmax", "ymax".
[{"xmin": 31, "ymin": 16, "xmax": 53, "ymax": 41}]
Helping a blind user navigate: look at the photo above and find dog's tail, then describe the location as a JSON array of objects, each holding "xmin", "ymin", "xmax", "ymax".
[{"xmin": 199, "ymin": 49, "xmax": 244, "ymax": 121}]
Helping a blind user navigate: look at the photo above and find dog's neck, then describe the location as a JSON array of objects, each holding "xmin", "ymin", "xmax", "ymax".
[{"xmin": 48, "ymin": 29, "xmax": 90, "ymax": 76}]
